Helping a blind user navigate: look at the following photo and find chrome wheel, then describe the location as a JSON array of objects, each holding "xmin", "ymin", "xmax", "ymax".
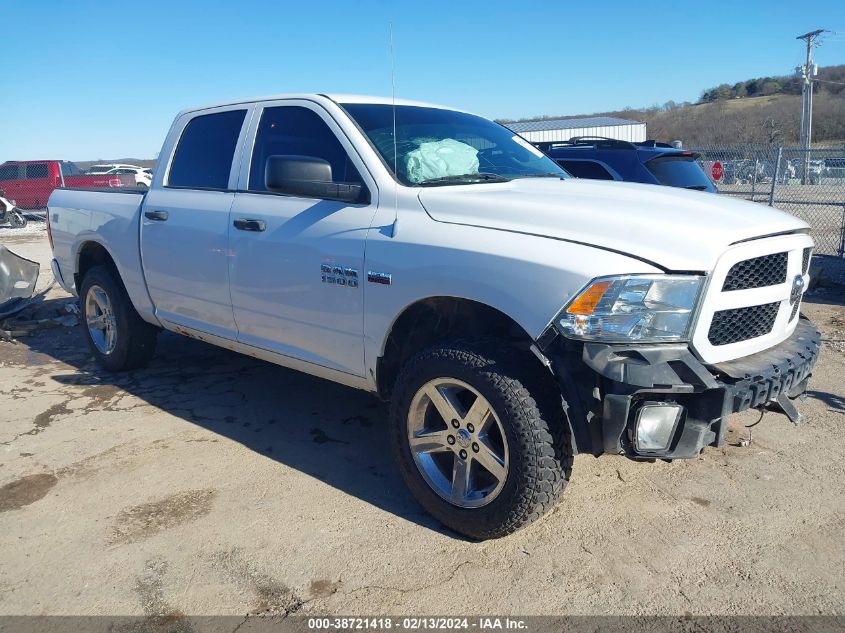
[
  {"xmin": 85, "ymin": 284, "xmax": 117, "ymax": 355},
  {"xmin": 407, "ymin": 378, "xmax": 509, "ymax": 508}
]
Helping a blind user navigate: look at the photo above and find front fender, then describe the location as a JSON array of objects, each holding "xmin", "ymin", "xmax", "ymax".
[{"xmin": 363, "ymin": 207, "xmax": 660, "ymax": 376}]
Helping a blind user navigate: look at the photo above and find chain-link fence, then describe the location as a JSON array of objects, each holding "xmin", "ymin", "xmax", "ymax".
[
  {"xmin": 694, "ymin": 145, "xmax": 845, "ymax": 283},
  {"xmin": 2, "ymin": 149, "xmax": 844, "ymax": 284},
  {"xmin": 0, "ymin": 161, "xmax": 149, "ymax": 218}
]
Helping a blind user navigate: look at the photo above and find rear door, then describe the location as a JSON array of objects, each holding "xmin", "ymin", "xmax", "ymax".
[
  {"xmin": 140, "ymin": 106, "xmax": 251, "ymax": 339},
  {"xmin": 227, "ymin": 100, "xmax": 378, "ymax": 376}
]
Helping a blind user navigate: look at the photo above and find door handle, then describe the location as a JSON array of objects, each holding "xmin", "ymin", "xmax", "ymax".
[
  {"xmin": 233, "ymin": 218, "xmax": 266, "ymax": 232},
  {"xmin": 144, "ymin": 210, "xmax": 169, "ymax": 221}
]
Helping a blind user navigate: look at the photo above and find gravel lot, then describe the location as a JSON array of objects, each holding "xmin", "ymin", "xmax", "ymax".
[{"xmin": 1, "ymin": 228, "xmax": 844, "ymax": 617}]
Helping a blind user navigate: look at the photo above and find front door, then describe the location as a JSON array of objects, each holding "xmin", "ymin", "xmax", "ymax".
[{"xmin": 228, "ymin": 101, "xmax": 378, "ymax": 376}]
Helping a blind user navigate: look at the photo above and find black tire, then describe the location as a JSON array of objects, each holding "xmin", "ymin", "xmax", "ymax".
[
  {"xmin": 389, "ymin": 341, "xmax": 573, "ymax": 539},
  {"xmin": 79, "ymin": 265, "xmax": 158, "ymax": 371}
]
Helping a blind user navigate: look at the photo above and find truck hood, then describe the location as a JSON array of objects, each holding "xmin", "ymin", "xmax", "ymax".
[{"xmin": 417, "ymin": 178, "xmax": 809, "ymax": 271}]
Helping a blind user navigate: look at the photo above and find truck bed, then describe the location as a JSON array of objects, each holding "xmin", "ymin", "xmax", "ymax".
[{"xmin": 48, "ymin": 187, "xmax": 154, "ymax": 320}]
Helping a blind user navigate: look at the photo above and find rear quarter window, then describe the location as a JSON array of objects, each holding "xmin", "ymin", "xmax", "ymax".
[
  {"xmin": 167, "ymin": 109, "xmax": 247, "ymax": 189},
  {"xmin": 646, "ymin": 155, "xmax": 716, "ymax": 192},
  {"xmin": 557, "ymin": 159, "xmax": 616, "ymax": 181}
]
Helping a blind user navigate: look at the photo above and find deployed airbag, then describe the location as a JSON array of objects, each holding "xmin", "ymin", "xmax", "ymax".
[{"xmin": 405, "ymin": 139, "xmax": 479, "ymax": 184}]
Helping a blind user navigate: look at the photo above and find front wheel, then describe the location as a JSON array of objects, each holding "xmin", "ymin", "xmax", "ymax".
[
  {"xmin": 79, "ymin": 265, "xmax": 158, "ymax": 371},
  {"xmin": 389, "ymin": 342, "xmax": 572, "ymax": 539}
]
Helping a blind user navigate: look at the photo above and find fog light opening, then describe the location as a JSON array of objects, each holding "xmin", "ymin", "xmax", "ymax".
[{"xmin": 634, "ymin": 402, "xmax": 683, "ymax": 453}]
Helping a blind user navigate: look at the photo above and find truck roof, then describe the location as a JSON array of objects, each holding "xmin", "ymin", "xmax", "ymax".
[{"xmin": 177, "ymin": 93, "xmax": 466, "ymax": 117}]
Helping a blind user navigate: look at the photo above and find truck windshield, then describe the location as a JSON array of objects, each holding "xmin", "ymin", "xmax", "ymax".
[
  {"xmin": 342, "ymin": 104, "xmax": 567, "ymax": 186},
  {"xmin": 645, "ymin": 155, "xmax": 716, "ymax": 192}
]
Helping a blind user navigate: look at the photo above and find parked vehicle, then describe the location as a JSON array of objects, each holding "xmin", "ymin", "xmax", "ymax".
[
  {"xmin": 85, "ymin": 164, "xmax": 152, "ymax": 188},
  {"xmin": 538, "ymin": 137, "xmax": 717, "ymax": 192},
  {"xmin": 103, "ymin": 167, "xmax": 152, "ymax": 188},
  {"xmin": 48, "ymin": 94, "xmax": 819, "ymax": 539},
  {"xmin": 0, "ymin": 193, "xmax": 27, "ymax": 228},
  {"xmin": 0, "ymin": 160, "xmax": 136, "ymax": 209},
  {"xmin": 86, "ymin": 163, "xmax": 141, "ymax": 174}
]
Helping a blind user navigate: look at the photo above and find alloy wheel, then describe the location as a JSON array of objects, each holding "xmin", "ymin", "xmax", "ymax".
[{"xmin": 407, "ymin": 378, "xmax": 509, "ymax": 508}]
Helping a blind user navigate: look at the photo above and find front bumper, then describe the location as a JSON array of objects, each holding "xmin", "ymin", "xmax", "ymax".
[{"xmin": 545, "ymin": 318, "xmax": 821, "ymax": 459}]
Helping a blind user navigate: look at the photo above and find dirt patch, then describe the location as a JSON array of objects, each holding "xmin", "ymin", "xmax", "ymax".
[
  {"xmin": 130, "ymin": 558, "xmax": 192, "ymax": 632},
  {"xmin": 81, "ymin": 383, "xmax": 121, "ymax": 407},
  {"xmin": 33, "ymin": 402, "xmax": 71, "ymax": 431},
  {"xmin": 110, "ymin": 489, "xmax": 216, "ymax": 544},
  {"xmin": 309, "ymin": 579, "xmax": 340, "ymax": 598},
  {"xmin": 310, "ymin": 428, "xmax": 348, "ymax": 445},
  {"xmin": 211, "ymin": 549, "xmax": 303, "ymax": 616},
  {"xmin": 0, "ymin": 473, "xmax": 58, "ymax": 512}
]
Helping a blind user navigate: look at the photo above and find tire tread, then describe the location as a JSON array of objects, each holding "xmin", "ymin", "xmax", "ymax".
[{"xmin": 389, "ymin": 340, "xmax": 573, "ymax": 539}]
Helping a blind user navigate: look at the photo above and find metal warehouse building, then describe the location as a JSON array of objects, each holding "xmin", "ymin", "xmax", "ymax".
[{"xmin": 504, "ymin": 116, "xmax": 646, "ymax": 143}]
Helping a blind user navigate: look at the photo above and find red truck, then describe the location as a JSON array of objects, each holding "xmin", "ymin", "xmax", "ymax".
[{"xmin": 0, "ymin": 160, "xmax": 136, "ymax": 210}]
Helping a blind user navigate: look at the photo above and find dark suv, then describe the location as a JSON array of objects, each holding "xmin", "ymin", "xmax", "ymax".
[{"xmin": 537, "ymin": 137, "xmax": 717, "ymax": 193}]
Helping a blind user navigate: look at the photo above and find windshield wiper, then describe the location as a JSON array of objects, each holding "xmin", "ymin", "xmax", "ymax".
[
  {"xmin": 417, "ymin": 173, "xmax": 511, "ymax": 186},
  {"xmin": 685, "ymin": 185, "xmax": 709, "ymax": 191}
]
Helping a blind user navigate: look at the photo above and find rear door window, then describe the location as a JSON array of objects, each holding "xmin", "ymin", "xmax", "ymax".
[
  {"xmin": 557, "ymin": 159, "xmax": 616, "ymax": 180},
  {"xmin": 646, "ymin": 155, "xmax": 716, "ymax": 192},
  {"xmin": 0, "ymin": 164, "xmax": 20, "ymax": 181},
  {"xmin": 25, "ymin": 163, "xmax": 49, "ymax": 179},
  {"xmin": 248, "ymin": 105, "xmax": 362, "ymax": 192},
  {"xmin": 168, "ymin": 109, "xmax": 247, "ymax": 189}
]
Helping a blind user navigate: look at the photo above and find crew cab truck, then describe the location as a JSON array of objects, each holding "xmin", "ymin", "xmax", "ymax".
[{"xmin": 47, "ymin": 94, "xmax": 820, "ymax": 539}]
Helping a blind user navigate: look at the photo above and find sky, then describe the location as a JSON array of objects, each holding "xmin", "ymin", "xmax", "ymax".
[{"xmin": 1, "ymin": 0, "xmax": 844, "ymax": 161}]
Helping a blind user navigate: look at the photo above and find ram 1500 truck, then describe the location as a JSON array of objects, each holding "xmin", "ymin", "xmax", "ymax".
[{"xmin": 47, "ymin": 94, "xmax": 821, "ymax": 539}]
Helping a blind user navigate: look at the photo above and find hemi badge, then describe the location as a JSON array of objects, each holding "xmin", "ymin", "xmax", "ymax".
[{"xmin": 367, "ymin": 271, "xmax": 392, "ymax": 285}]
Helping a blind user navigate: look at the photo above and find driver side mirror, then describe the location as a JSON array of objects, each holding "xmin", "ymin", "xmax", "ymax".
[{"xmin": 264, "ymin": 155, "xmax": 368, "ymax": 204}]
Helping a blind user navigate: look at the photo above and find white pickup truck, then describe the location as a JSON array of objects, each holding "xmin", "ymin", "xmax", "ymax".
[{"xmin": 48, "ymin": 94, "xmax": 821, "ymax": 539}]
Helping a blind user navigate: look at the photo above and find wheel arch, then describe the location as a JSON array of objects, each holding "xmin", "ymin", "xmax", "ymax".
[
  {"xmin": 73, "ymin": 239, "xmax": 158, "ymax": 326},
  {"xmin": 74, "ymin": 240, "xmax": 119, "ymax": 291},
  {"xmin": 375, "ymin": 295, "xmax": 544, "ymax": 400}
]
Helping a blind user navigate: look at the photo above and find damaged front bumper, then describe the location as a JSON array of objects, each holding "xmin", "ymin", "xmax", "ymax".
[{"xmin": 545, "ymin": 318, "xmax": 821, "ymax": 460}]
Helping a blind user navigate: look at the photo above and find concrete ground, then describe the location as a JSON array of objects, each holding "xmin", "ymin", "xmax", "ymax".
[{"xmin": 1, "ymin": 226, "xmax": 844, "ymax": 616}]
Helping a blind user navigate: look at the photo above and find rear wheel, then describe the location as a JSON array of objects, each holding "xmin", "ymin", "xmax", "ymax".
[
  {"xmin": 390, "ymin": 341, "xmax": 572, "ymax": 539},
  {"xmin": 79, "ymin": 265, "xmax": 158, "ymax": 371}
]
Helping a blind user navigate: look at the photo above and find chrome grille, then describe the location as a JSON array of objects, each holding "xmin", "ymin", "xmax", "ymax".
[
  {"xmin": 802, "ymin": 248, "xmax": 812, "ymax": 274},
  {"xmin": 722, "ymin": 252, "xmax": 787, "ymax": 291},
  {"xmin": 790, "ymin": 300, "xmax": 800, "ymax": 322},
  {"xmin": 708, "ymin": 301, "xmax": 780, "ymax": 346}
]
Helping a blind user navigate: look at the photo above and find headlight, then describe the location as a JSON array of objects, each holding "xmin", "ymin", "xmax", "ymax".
[{"xmin": 555, "ymin": 275, "xmax": 703, "ymax": 342}]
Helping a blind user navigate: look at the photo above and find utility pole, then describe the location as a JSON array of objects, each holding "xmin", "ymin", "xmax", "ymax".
[{"xmin": 796, "ymin": 29, "xmax": 827, "ymax": 183}]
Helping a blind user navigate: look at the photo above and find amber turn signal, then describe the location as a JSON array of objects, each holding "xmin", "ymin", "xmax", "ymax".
[{"xmin": 566, "ymin": 280, "xmax": 612, "ymax": 315}]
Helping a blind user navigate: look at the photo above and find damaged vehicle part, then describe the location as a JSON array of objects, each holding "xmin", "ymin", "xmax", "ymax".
[{"xmin": 0, "ymin": 245, "xmax": 40, "ymax": 316}]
